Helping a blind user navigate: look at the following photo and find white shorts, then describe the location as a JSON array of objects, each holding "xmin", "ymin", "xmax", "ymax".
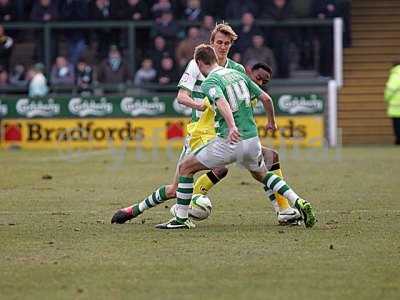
[{"xmin": 194, "ymin": 136, "xmax": 266, "ymax": 172}]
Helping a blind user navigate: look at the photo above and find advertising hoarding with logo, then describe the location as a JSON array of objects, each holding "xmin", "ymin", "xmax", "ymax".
[{"xmin": 0, "ymin": 94, "xmax": 325, "ymax": 148}]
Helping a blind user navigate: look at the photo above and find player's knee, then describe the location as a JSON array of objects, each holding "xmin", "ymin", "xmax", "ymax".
[
  {"xmin": 165, "ymin": 184, "xmax": 177, "ymax": 198},
  {"xmin": 212, "ymin": 166, "xmax": 228, "ymax": 180},
  {"xmin": 178, "ymin": 162, "xmax": 190, "ymax": 176}
]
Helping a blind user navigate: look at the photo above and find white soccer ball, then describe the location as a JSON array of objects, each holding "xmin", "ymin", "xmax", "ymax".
[{"xmin": 170, "ymin": 194, "xmax": 212, "ymax": 221}]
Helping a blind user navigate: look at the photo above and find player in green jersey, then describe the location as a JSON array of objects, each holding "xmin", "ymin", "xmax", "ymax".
[{"xmin": 156, "ymin": 44, "xmax": 316, "ymax": 230}]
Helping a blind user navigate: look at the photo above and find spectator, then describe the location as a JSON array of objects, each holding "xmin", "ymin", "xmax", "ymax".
[
  {"xmin": 262, "ymin": 0, "xmax": 294, "ymax": 78},
  {"xmin": 0, "ymin": 0, "xmax": 17, "ymax": 22},
  {"xmin": 233, "ymin": 12, "xmax": 262, "ymax": 54},
  {"xmin": 50, "ymin": 56, "xmax": 75, "ymax": 85},
  {"xmin": 90, "ymin": 0, "xmax": 119, "ymax": 59},
  {"xmin": 134, "ymin": 58, "xmax": 156, "ymax": 85},
  {"xmin": 120, "ymin": 0, "xmax": 149, "ymax": 20},
  {"xmin": 148, "ymin": 35, "xmax": 174, "ymax": 70},
  {"xmin": 384, "ymin": 61, "xmax": 400, "ymax": 145},
  {"xmin": 30, "ymin": 0, "xmax": 58, "ymax": 21},
  {"xmin": 183, "ymin": 0, "xmax": 203, "ymax": 21},
  {"xmin": 0, "ymin": 25, "xmax": 13, "ymax": 72},
  {"xmin": 198, "ymin": 15, "xmax": 215, "ymax": 43},
  {"xmin": 76, "ymin": 59, "xmax": 93, "ymax": 94},
  {"xmin": 157, "ymin": 56, "xmax": 179, "ymax": 85},
  {"xmin": 243, "ymin": 34, "xmax": 276, "ymax": 77},
  {"xmin": 27, "ymin": 63, "xmax": 48, "ymax": 97},
  {"xmin": 9, "ymin": 64, "xmax": 28, "ymax": 86},
  {"xmin": 225, "ymin": 0, "xmax": 258, "ymax": 20},
  {"xmin": 312, "ymin": 0, "xmax": 338, "ymax": 77},
  {"xmin": 232, "ymin": 52, "xmax": 242, "ymax": 64},
  {"xmin": 97, "ymin": 45, "xmax": 130, "ymax": 84},
  {"xmin": 152, "ymin": 10, "xmax": 182, "ymax": 43},
  {"xmin": 30, "ymin": 0, "xmax": 59, "ymax": 62},
  {"xmin": 0, "ymin": 68, "xmax": 8, "ymax": 86},
  {"xmin": 60, "ymin": 0, "xmax": 90, "ymax": 65},
  {"xmin": 151, "ymin": 0, "xmax": 172, "ymax": 19},
  {"xmin": 176, "ymin": 26, "xmax": 202, "ymax": 69}
]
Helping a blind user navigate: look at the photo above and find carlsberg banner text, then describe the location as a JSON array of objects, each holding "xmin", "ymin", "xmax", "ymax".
[{"xmin": 0, "ymin": 94, "xmax": 325, "ymax": 119}]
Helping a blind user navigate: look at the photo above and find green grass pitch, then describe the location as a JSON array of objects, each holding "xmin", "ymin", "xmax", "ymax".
[{"xmin": 1, "ymin": 146, "xmax": 400, "ymax": 300}]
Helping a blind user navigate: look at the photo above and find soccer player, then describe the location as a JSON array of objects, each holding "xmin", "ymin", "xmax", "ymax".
[
  {"xmin": 111, "ymin": 23, "xmax": 300, "ymax": 225},
  {"xmin": 155, "ymin": 44, "xmax": 316, "ymax": 229}
]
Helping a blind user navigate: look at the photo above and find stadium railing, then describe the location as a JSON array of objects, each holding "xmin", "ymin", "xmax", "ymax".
[{"xmin": 2, "ymin": 19, "xmax": 337, "ymax": 83}]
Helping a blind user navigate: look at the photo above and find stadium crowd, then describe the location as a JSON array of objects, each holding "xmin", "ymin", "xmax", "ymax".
[{"xmin": 0, "ymin": 0, "xmax": 351, "ymax": 95}]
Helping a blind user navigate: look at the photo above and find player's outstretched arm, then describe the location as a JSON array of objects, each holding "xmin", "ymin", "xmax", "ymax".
[
  {"xmin": 259, "ymin": 92, "xmax": 277, "ymax": 131},
  {"xmin": 216, "ymin": 97, "xmax": 240, "ymax": 143},
  {"xmin": 177, "ymin": 88, "xmax": 206, "ymax": 111}
]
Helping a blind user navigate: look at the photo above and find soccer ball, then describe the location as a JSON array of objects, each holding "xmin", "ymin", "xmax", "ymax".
[{"xmin": 170, "ymin": 194, "xmax": 212, "ymax": 221}]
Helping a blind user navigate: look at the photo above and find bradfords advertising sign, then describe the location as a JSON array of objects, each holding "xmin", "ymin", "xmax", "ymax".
[
  {"xmin": 1, "ymin": 116, "xmax": 324, "ymax": 149},
  {"xmin": 0, "ymin": 93, "xmax": 325, "ymax": 119}
]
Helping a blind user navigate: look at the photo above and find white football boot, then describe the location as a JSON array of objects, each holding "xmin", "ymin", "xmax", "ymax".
[{"xmin": 277, "ymin": 207, "xmax": 302, "ymax": 226}]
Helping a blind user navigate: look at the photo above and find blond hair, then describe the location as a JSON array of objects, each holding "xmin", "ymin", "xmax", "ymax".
[
  {"xmin": 210, "ymin": 22, "xmax": 238, "ymax": 43},
  {"xmin": 194, "ymin": 44, "xmax": 218, "ymax": 65}
]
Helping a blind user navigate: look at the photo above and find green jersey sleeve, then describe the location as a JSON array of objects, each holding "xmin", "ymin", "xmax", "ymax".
[{"xmin": 201, "ymin": 77, "xmax": 225, "ymax": 104}]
